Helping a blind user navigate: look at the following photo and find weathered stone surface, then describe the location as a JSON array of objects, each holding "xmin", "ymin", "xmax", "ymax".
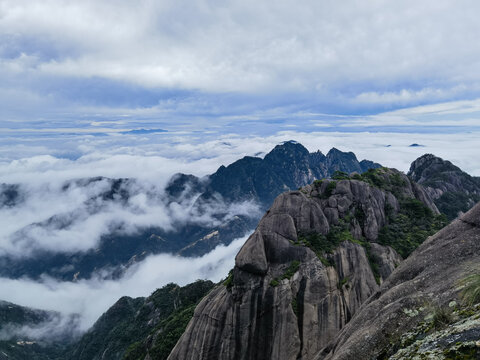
[
  {"xmin": 319, "ymin": 202, "xmax": 480, "ymax": 360},
  {"xmin": 168, "ymin": 173, "xmax": 438, "ymax": 360},
  {"xmin": 169, "ymin": 241, "xmax": 379, "ymax": 360},
  {"xmin": 236, "ymin": 231, "xmax": 268, "ymax": 274},
  {"xmin": 369, "ymin": 242, "xmax": 402, "ymax": 283}
]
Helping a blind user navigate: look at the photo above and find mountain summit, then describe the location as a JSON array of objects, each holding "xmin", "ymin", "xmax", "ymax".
[{"xmin": 408, "ymin": 153, "xmax": 480, "ymax": 219}]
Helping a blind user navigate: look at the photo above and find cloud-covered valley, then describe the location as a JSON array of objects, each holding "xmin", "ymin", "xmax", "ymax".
[
  {"xmin": 0, "ymin": 234, "xmax": 247, "ymax": 333},
  {"xmin": 0, "ymin": 175, "xmax": 258, "ymax": 257},
  {"xmin": 0, "ymin": 130, "xmax": 479, "ymax": 339}
]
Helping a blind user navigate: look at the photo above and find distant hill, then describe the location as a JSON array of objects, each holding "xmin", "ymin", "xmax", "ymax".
[
  {"xmin": 0, "ymin": 141, "xmax": 381, "ymax": 281},
  {"xmin": 0, "ymin": 301, "xmax": 74, "ymax": 359},
  {"xmin": 66, "ymin": 280, "xmax": 214, "ymax": 360}
]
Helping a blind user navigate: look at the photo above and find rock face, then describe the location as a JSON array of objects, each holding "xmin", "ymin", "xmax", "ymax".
[
  {"xmin": 408, "ymin": 153, "xmax": 480, "ymax": 219},
  {"xmin": 168, "ymin": 170, "xmax": 436, "ymax": 360},
  {"xmin": 320, "ymin": 202, "xmax": 480, "ymax": 360}
]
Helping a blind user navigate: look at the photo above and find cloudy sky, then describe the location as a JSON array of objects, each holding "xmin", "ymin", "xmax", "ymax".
[
  {"xmin": 1, "ymin": 0, "xmax": 480, "ymax": 141},
  {"xmin": 1, "ymin": 0, "xmax": 480, "ymax": 337}
]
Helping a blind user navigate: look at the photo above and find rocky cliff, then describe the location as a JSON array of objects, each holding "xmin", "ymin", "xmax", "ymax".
[
  {"xmin": 408, "ymin": 154, "xmax": 480, "ymax": 220},
  {"xmin": 167, "ymin": 168, "xmax": 443, "ymax": 360},
  {"xmin": 320, "ymin": 201, "xmax": 480, "ymax": 359}
]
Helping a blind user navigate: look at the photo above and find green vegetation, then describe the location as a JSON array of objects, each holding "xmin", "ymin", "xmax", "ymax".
[
  {"xmin": 270, "ymin": 279, "xmax": 280, "ymax": 287},
  {"xmin": 459, "ymin": 274, "xmax": 480, "ymax": 306},
  {"xmin": 146, "ymin": 305, "xmax": 196, "ymax": 360},
  {"xmin": 363, "ymin": 242, "xmax": 382, "ymax": 285},
  {"xmin": 325, "ymin": 181, "xmax": 337, "ymax": 197},
  {"xmin": 331, "ymin": 170, "xmax": 350, "ymax": 180},
  {"xmin": 326, "ymin": 167, "xmax": 408, "ymax": 198},
  {"xmin": 443, "ymin": 345, "xmax": 479, "ymax": 360},
  {"xmin": 223, "ymin": 269, "xmax": 234, "ymax": 289},
  {"xmin": 319, "ymin": 256, "xmax": 335, "ymax": 267},
  {"xmin": 270, "ymin": 260, "xmax": 301, "ymax": 287},
  {"xmin": 377, "ymin": 198, "xmax": 448, "ymax": 258},
  {"xmin": 338, "ymin": 276, "xmax": 349, "ymax": 289},
  {"xmin": 436, "ymin": 191, "xmax": 480, "ymax": 221},
  {"xmin": 431, "ymin": 306, "xmax": 453, "ymax": 330},
  {"xmin": 295, "ymin": 218, "xmax": 353, "ymax": 255},
  {"xmin": 295, "ymin": 217, "xmax": 383, "ymax": 282},
  {"xmin": 282, "ymin": 261, "xmax": 300, "ymax": 279},
  {"xmin": 351, "ymin": 173, "xmax": 363, "ymax": 181},
  {"xmin": 291, "ymin": 297, "xmax": 299, "ymax": 317},
  {"xmin": 111, "ymin": 280, "xmax": 214, "ymax": 360},
  {"xmin": 359, "ymin": 168, "xmax": 407, "ymax": 197}
]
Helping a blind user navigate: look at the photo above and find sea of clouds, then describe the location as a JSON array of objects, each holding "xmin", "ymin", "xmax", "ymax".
[{"xmin": 0, "ymin": 128, "xmax": 479, "ymax": 339}]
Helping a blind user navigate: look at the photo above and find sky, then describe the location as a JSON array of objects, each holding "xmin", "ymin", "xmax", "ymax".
[
  {"xmin": 1, "ymin": 0, "xmax": 480, "ymax": 339},
  {"xmin": 0, "ymin": 0, "xmax": 479, "ymax": 170}
]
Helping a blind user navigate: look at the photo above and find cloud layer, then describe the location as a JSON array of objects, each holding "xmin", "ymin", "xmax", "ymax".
[
  {"xmin": 0, "ymin": 235, "xmax": 247, "ymax": 332},
  {"xmin": 0, "ymin": 171, "xmax": 259, "ymax": 257},
  {"xmin": 0, "ymin": 132, "xmax": 478, "ymax": 337},
  {"xmin": 3, "ymin": 0, "xmax": 480, "ymax": 122}
]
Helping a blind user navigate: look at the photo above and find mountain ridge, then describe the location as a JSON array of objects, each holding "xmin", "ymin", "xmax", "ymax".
[
  {"xmin": 3, "ymin": 152, "xmax": 480, "ymax": 359},
  {"xmin": 0, "ymin": 141, "xmax": 381, "ymax": 281}
]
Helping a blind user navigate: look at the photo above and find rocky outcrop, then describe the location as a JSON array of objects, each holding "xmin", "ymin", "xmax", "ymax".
[
  {"xmin": 408, "ymin": 154, "xmax": 480, "ymax": 219},
  {"xmin": 168, "ymin": 170, "xmax": 439, "ymax": 360},
  {"xmin": 320, "ymin": 202, "xmax": 480, "ymax": 360}
]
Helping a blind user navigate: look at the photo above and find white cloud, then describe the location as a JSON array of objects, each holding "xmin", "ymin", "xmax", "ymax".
[
  {"xmin": 0, "ymin": 130, "xmax": 477, "ymax": 340},
  {"xmin": 0, "ymin": 171, "xmax": 259, "ymax": 257},
  {"xmin": 2, "ymin": 0, "xmax": 480, "ymax": 104},
  {"xmin": 0, "ymin": 234, "xmax": 247, "ymax": 332}
]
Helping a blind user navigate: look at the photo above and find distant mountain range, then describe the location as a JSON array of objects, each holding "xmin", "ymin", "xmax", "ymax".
[
  {"xmin": 1, "ymin": 147, "xmax": 480, "ymax": 359},
  {"xmin": 0, "ymin": 141, "xmax": 381, "ymax": 281},
  {"xmin": 0, "ymin": 301, "xmax": 78, "ymax": 359}
]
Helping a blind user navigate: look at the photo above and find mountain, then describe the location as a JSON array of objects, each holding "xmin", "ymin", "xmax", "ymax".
[
  {"xmin": 321, "ymin": 202, "xmax": 480, "ymax": 359},
  {"xmin": 66, "ymin": 280, "xmax": 214, "ymax": 360},
  {"xmin": 0, "ymin": 142, "xmax": 381, "ymax": 281},
  {"xmin": 167, "ymin": 167, "xmax": 446, "ymax": 360},
  {"xmin": 3, "ymin": 165, "xmax": 463, "ymax": 360},
  {"xmin": 408, "ymin": 153, "xmax": 480, "ymax": 220},
  {"xmin": 0, "ymin": 280, "xmax": 214, "ymax": 360},
  {"xmin": 0, "ymin": 301, "xmax": 75, "ymax": 360},
  {"xmin": 200, "ymin": 142, "xmax": 381, "ymax": 209}
]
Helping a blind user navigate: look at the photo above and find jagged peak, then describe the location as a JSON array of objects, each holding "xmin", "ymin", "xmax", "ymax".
[
  {"xmin": 265, "ymin": 140, "xmax": 310, "ymax": 159},
  {"xmin": 280, "ymin": 139, "xmax": 300, "ymax": 145},
  {"xmin": 408, "ymin": 153, "xmax": 464, "ymax": 181},
  {"xmin": 327, "ymin": 147, "xmax": 356, "ymax": 158}
]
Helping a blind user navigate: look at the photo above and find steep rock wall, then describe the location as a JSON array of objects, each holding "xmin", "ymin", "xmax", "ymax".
[{"xmin": 168, "ymin": 171, "xmax": 436, "ymax": 360}]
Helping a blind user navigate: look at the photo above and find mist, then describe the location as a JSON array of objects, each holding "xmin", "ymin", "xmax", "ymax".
[
  {"xmin": 0, "ymin": 234, "xmax": 248, "ymax": 334},
  {"xmin": 0, "ymin": 131, "xmax": 479, "ymax": 341}
]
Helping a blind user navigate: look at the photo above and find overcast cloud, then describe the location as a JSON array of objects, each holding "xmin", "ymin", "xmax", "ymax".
[{"xmin": 2, "ymin": 0, "xmax": 480, "ymax": 123}]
